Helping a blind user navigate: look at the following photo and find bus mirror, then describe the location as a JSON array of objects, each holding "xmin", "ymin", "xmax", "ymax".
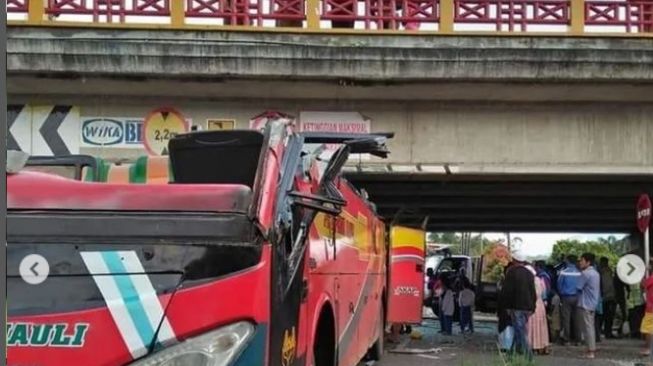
[
  {"xmin": 345, "ymin": 137, "xmax": 390, "ymax": 158},
  {"xmin": 302, "ymin": 132, "xmax": 392, "ymax": 159}
]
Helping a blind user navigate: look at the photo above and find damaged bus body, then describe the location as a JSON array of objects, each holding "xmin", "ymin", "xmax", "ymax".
[{"xmin": 7, "ymin": 121, "xmax": 424, "ymax": 366}]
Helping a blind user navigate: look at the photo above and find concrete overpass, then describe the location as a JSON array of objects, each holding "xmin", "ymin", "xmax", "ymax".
[
  {"xmin": 7, "ymin": 27, "xmax": 653, "ymax": 169},
  {"xmin": 6, "ymin": 12, "xmax": 653, "ymax": 235}
]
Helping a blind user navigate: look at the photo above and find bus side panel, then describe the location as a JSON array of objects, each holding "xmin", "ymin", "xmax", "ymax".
[
  {"xmin": 308, "ymin": 185, "xmax": 386, "ymax": 366},
  {"xmin": 306, "ymin": 219, "xmax": 338, "ymax": 366},
  {"xmin": 353, "ymin": 217, "xmax": 386, "ymax": 360},
  {"xmin": 336, "ymin": 186, "xmax": 385, "ymax": 364},
  {"xmin": 387, "ymin": 226, "xmax": 425, "ymax": 324}
]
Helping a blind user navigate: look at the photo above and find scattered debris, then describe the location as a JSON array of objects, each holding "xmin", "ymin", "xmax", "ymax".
[
  {"xmin": 389, "ymin": 347, "xmax": 442, "ymax": 354},
  {"xmin": 496, "ymin": 342, "xmax": 509, "ymax": 366},
  {"xmin": 417, "ymin": 354, "xmax": 441, "ymax": 360},
  {"xmin": 410, "ymin": 330, "xmax": 423, "ymax": 340}
]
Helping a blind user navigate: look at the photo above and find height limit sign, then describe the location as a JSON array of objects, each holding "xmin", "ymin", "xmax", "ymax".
[{"xmin": 143, "ymin": 108, "xmax": 189, "ymax": 156}]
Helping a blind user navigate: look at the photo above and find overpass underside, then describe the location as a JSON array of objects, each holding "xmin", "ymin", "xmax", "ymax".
[{"xmin": 346, "ymin": 171, "xmax": 653, "ymax": 234}]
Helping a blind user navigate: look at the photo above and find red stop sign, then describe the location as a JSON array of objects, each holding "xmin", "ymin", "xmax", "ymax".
[{"xmin": 637, "ymin": 194, "xmax": 652, "ymax": 233}]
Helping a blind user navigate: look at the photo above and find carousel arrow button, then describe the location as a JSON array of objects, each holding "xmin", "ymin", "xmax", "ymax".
[
  {"xmin": 617, "ymin": 254, "xmax": 645, "ymax": 285},
  {"xmin": 19, "ymin": 254, "xmax": 49, "ymax": 285}
]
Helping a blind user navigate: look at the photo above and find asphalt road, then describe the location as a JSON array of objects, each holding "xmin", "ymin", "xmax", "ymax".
[{"xmin": 360, "ymin": 316, "xmax": 649, "ymax": 366}]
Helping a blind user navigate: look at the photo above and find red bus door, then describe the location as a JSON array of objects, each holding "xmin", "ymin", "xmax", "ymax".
[{"xmin": 387, "ymin": 226, "xmax": 426, "ymax": 324}]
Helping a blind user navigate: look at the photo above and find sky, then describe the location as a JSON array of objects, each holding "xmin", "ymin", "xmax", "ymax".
[{"xmin": 481, "ymin": 232, "xmax": 627, "ymax": 258}]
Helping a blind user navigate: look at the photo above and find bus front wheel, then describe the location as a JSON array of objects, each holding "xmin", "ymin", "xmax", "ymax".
[{"xmin": 313, "ymin": 304, "xmax": 336, "ymax": 366}]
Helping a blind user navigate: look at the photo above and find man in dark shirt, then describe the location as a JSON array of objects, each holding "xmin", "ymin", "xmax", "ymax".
[
  {"xmin": 599, "ymin": 257, "xmax": 616, "ymax": 339},
  {"xmin": 500, "ymin": 252, "xmax": 537, "ymax": 360},
  {"xmin": 613, "ymin": 271, "xmax": 628, "ymax": 337}
]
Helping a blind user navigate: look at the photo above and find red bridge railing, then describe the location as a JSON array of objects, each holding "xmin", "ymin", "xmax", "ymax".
[
  {"xmin": 454, "ymin": 0, "xmax": 569, "ymax": 31},
  {"xmin": 586, "ymin": 1, "xmax": 653, "ymax": 32},
  {"xmin": 6, "ymin": 0, "xmax": 653, "ymax": 34}
]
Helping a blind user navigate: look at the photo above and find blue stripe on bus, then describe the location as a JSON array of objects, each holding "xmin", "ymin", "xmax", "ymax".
[{"xmin": 101, "ymin": 251, "xmax": 156, "ymax": 349}]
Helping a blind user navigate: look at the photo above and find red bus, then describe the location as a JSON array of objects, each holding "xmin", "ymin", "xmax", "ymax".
[{"xmin": 7, "ymin": 121, "xmax": 424, "ymax": 366}]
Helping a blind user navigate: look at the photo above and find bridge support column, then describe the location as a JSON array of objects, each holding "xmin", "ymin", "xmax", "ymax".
[
  {"xmin": 27, "ymin": 0, "xmax": 44, "ymax": 24},
  {"xmin": 171, "ymin": 0, "xmax": 185, "ymax": 27},
  {"xmin": 570, "ymin": 0, "xmax": 585, "ymax": 35},
  {"xmin": 439, "ymin": 0, "xmax": 454, "ymax": 33},
  {"xmin": 307, "ymin": 0, "xmax": 320, "ymax": 29}
]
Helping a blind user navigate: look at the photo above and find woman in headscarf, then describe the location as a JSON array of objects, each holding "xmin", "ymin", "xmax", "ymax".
[{"xmin": 527, "ymin": 261, "xmax": 551, "ymax": 355}]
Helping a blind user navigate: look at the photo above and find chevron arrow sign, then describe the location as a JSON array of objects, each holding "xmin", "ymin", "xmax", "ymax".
[
  {"xmin": 7, "ymin": 105, "xmax": 80, "ymax": 156},
  {"xmin": 8, "ymin": 105, "xmax": 31, "ymax": 153}
]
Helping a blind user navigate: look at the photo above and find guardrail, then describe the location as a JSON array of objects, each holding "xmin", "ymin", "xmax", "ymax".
[{"xmin": 6, "ymin": 0, "xmax": 653, "ymax": 35}]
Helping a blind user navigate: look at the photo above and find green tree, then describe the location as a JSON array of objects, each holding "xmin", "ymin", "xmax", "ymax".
[
  {"xmin": 427, "ymin": 232, "xmax": 461, "ymax": 253},
  {"xmin": 549, "ymin": 237, "xmax": 626, "ymax": 269},
  {"xmin": 427, "ymin": 232, "xmax": 494, "ymax": 256},
  {"xmin": 469, "ymin": 234, "xmax": 494, "ymax": 257},
  {"xmin": 429, "ymin": 232, "xmax": 458, "ymax": 244}
]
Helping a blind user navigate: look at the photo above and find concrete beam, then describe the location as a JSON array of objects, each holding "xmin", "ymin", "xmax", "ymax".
[
  {"xmin": 6, "ymin": 95, "xmax": 653, "ymax": 167},
  {"xmin": 8, "ymin": 27, "xmax": 653, "ymax": 84},
  {"xmin": 345, "ymin": 163, "xmax": 653, "ymax": 175},
  {"xmin": 8, "ymin": 76, "xmax": 653, "ymax": 102}
]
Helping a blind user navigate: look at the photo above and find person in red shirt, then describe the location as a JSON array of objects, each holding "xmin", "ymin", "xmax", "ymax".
[{"xmin": 639, "ymin": 260, "xmax": 653, "ymax": 357}]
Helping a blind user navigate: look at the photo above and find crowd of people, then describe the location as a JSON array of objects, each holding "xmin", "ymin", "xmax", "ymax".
[
  {"xmin": 498, "ymin": 251, "xmax": 653, "ymax": 362},
  {"xmin": 420, "ymin": 249, "xmax": 653, "ymax": 363}
]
